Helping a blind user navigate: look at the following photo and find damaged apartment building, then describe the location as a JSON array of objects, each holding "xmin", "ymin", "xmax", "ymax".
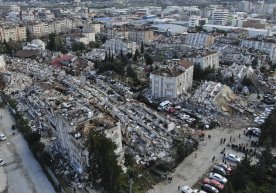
[
  {"xmin": 184, "ymin": 50, "xmax": 219, "ymax": 70},
  {"xmin": 150, "ymin": 60, "xmax": 194, "ymax": 99}
]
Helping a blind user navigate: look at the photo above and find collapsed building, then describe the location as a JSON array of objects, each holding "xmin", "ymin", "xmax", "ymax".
[
  {"xmin": 191, "ymin": 81, "xmax": 248, "ymax": 114},
  {"xmin": 2, "ymin": 56, "xmax": 194, "ymax": 174}
]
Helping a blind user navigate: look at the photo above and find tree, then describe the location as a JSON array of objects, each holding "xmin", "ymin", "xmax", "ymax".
[
  {"xmin": 0, "ymin": 42, "xmax": 8, "ymax": 54},
  {"xmin": 6, "ymin": 39, "xmax": 21, "ymax": 55},
  {"xmin": 101, "ymin": 35, "xmax": 107, "ymax": 44},
  {"xmin": 87, "ymin": 130, "xmax": 122, "ymax": 193},
  {"xmin": 144, "ymin": 53, "xmax": 153, "ymax": 65},
  {"xmin": 195, "ymin": 26, "xmax": 203, "ymax": 32},
  {"xmin": 133, "ymin": 49, "xmax": 140, "ymax": 61},
  {"xmin": 126, "ymin": 52, "xmax": 132, "ymax": 59},
  {"xmin": 141, "ymin": 42, "xmax": 144, "ymax": 54},
  {"xmin": 72, "ymin": 42, "xmax": 86, "ymax": 52},
  {"xmin": 126, "ymin": 65, "xmax": 137, "ymax": 79},
  {"xmin": 88, "ymin": 41, "xmax": 100, "ymax": 48},
  {"xmin": 229, "ymin": 154, "xmax": 252, "ymax": 191},
  {"xmin": 47, "ymin": 33, "xmax": 57, "ymax": 51},
  {"xmin": 26, "ymin": 29, "xmax": 33, "ymax": 42},
  {"xmin": 260, "ymin": 109, "xmax": 276, "ymax": 146}
]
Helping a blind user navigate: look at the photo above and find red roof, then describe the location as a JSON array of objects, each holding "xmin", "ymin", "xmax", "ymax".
[{"xmin": 51, "ymin": 55, "xmax": 75, "ymax": 67}]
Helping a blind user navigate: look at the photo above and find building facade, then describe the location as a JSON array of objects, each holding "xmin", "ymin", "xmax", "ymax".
[
  {"xmin": 103, "ymin": 38, "xmax": 137, "ymax": 55},
  {"xmin": 150, "ymin": 60, "xmax": 194, "ymax": 99},
  {"xmin": 213, "ymin": 9, "xmax": 229, "ymax": 25},
  {"xmin": 185, "ymin": 51, "xmax": 219, "ymax": 70},
  {"xmin": 185, "ymin": 33, "xmax": 215, "ymax": 47},
  {"xmin": 28, "ymin": 18, "xmax": 77, "ymax": 37},
  {"xmin": 241, "ymin": 38, "xmax": 276, "ymax": 62},
  {"xmin": 0, "ymin": 25, "xmax": 26, "ymax": 42}
]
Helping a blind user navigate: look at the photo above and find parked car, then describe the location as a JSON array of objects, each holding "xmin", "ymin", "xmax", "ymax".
[
  {"xmin": 181, "ymin": 186, "xmax": 206, "ymax": 193},
  {"xmin": 215, "ymin": 163, "xmax": 232, "ymax": 175},
  {"xmin": 0, "ymin": 133, "xmax": 6, "ymax": 141},
  {"xmin": 203, "ymin": 178, "xmax": 224, "ymax": 190},
  {"xmin": 246, "ymin": 127, "xmax": 261, "ymax": 137},
  {"xmin": 212, "ymin": 165, "xmax": 227, "ymax": 177},
  {"xmin": 224, "ymin": 153, "xmax": 241, "ymax": 164},
  {"xmin": 0, "ymin": 159, "xmax": 5, "ymax": 166},
  {"xmin": 208, "ymin": 172, "xmax": 228, "ymax": 184},
  {"xmin": 201, "ymin": 184, "xmax": 219, "ymax": 193}
]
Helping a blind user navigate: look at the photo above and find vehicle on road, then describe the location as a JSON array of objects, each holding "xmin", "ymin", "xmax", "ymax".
[
  {"xmin": 201, "ymin": 184, "xmax": 219, "ymax": 193},
  {"xmin": 0, "ymin": 133, "xmax": 6, "ymax": 141},
  {"xmin": 212, "ymin": 165, "xmax": 227, "ymax": 177},
  {"xmin": 224, "ymin": 153, "xmax": 241, "ymax": 164},
  {"xmin": 203, "ymin": 178, "xmax": 224, "ymax": 190},
  {"xmin": 0, "ymin": 159, "xmax": 5, "ymax": 166},
  {"xmin": 208, "ymin": 172, "xmax": 228, "ymax": 184}
]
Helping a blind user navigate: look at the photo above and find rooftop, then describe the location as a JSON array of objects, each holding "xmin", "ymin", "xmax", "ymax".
[
  {"xmin": 151, "ymin": 60, "xmax": 193, "ymax": 77},
  {"xmin": 184, "ymin": 50, "xmax": 217, "ymax": 58}
]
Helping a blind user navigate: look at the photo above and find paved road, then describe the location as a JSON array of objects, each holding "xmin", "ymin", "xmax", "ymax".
[
  {"xmin": 0, "ymin": 107, "xmax": 56, "ymax": 193},
  {"xmin": 149, "ymin": 116, "xmax": 253, "ymax": 193}
]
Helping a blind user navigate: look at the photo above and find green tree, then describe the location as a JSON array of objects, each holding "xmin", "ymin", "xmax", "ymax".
[
  {"xmin": 26, "ymin": 29, "xmax": 33, "ymax": 42},
  {"xmin": 72, "ymin": 42, "xmax": 86, "ymax": 52},
  {"xmin": 47, "ymin": 33, "xmax": 64, "ymax": 52},
  {"xmin": 260, "ymin": 109, "xmax": 276, "ymax": 146},
  {"xmin": 133, "ymin": 49, "xmax": 140, "ymax": 61},
  {"xmin": 88, "ymin": 41, "xmax": 100, "ymax": 49},
  {"xmin": 6, "ymin": 39, "xmax": 21, "ymax": 55},
  {"xmin": 229, "ymin": 154, "xmax": 252, "ymax": 191},
  {"xmin": 87, "ymin": 130, "xmax": 123, "ymax": 193},
  {"xmin": 126, "ymin": 65, "xmax": 137, "ymax": 79},
  {"xmin": 144, "ymin": 53, "xmax": 153, "ymax": 65},
  {"xmin": 141, "ymin": 42, "xmax": 144, "ymax": 54}
]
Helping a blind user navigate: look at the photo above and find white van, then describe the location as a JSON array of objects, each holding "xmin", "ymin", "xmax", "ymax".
[{"xmin": 158, "ymin": 101, "xmax": 171, "ymax": 110}]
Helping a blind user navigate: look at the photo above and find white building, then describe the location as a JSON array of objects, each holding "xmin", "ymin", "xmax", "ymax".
[
  {"xmin": 241, "ymin": 38, "xmax": 276, "ymax": 62},
  {"xmin": 103, "ymin": 38, "xmax": 137, "ymax": 55},
  {"xmin": 238, "ymin": 1, "xmax": 253, "ymax": 12},
  {"xmin": 150, "ymin": 60, "xmax": 194, "ymax": 99},
  {"xmin": 188, "ymin": 16, "xmax": 200, "ymax": 28},
  {"xmin": 67, "ymin": 32, "xmax": 95, "ymax": 46},
  {"xmin": 185, "ymin": 33, "xmax": 215, "ymax": 47},
  {"xmin": 28, "ymin": 18, "xmax": 77, "ymax": 37},
  {"xmin": 184, "ymin": 51, "xmax": 219, "ymax": 70},
  {"xmin": 213, "ymin": 9, "xmax": 229, "ymax": 25}
]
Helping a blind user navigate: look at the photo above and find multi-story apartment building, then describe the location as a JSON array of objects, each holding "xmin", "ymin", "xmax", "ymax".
[
  {"xmin": 184, "ymin": 50, "xmax": 219, "ymax": 70},
  {"xmin": 185, "ymin": 33, "xmax": 215, "ymax": 47},
  {"xmin": 28, "ymin": 18, "xmax": 77, "ymax": 37},
  {"xmin": 241, "ymin": 37, "xmax": 276, "ymax": 62},
  {"xmin": 213, "ymin": 9, "xmax": 229, "ymax": 25},
  {"xmin": 150, "ymin": 60, "xmax": 194, "ymax": 99},
  {"xmin": 107, "ymin": 24, "xmax": 155, "ymax": 43},
  {"xmin": 103, "ymin": 38, "xmax": 137, "ymax": 55},
  {"xmin": 0, "ymin": 24, "xmax": 26, "ymax": 42}
]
